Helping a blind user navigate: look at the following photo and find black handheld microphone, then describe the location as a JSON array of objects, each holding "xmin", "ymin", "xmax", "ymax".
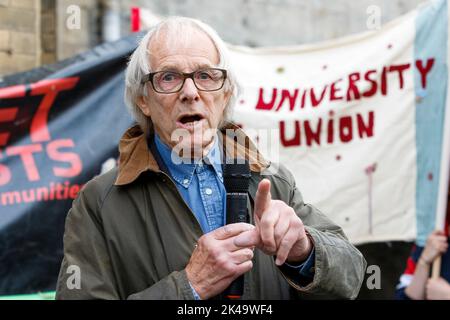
[{"xmin": 223, "ymin": 160, "xmax": 251, "ymax": 299}]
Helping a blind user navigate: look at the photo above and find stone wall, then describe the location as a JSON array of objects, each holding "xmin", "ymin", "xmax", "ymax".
[
  {"xmin": 55, "ymin": 0, "xmax": 100, "ymax": 61},
  {"xmin": 0, "ymin": 0, "xmax": 427, "ymax": 76},
  {"xmin": 118, "ymin": 0, "xmax": 425, "ymax": 46},
  {"xmin": 0, "ymin": 0, "xmax": 41, "ymax": 76},
  {"xmin": 0, "ymin": 0, "xmax": 100, "ymax": 76}
]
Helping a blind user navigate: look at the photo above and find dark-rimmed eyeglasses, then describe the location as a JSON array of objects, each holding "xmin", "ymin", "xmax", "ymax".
[{"xmin": 141, "ymin": 68, "xmax": 227, "ymax": 94}]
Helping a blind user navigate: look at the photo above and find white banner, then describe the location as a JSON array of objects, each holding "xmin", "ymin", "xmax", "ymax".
[
  {"xmin": 229, "ymin": 0, "xmax": 450, "ymax": 244},
  {"xmin": 140, "ymin": 1, "xmax": 450, "ymax": 245}
]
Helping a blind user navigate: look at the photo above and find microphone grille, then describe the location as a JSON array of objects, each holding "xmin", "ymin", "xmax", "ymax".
[{"xmin": 223, "ymin": 160, "xmax": 251, "ymax": 192}]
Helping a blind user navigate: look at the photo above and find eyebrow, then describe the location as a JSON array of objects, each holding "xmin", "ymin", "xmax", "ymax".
[{"xmin": 157, "ymin": 63, "xmax": 216, "ymax": 72}]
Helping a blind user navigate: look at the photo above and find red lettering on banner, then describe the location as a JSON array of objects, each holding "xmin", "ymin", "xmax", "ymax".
[
  {"xmin": 380, "ymin": 66, "xmax": 388, "ymax": 95},
  {"xmin": 22, "ymin": 189, "xmax": 35, "ymax": 202},
  {"xmin": 299, "ymin": 90, "xmax": 307, "ymax": 109},
  {"xmin": 0, "ymin": 78, "xmax": 90, "ymax": 208},
  {"xmin": 339, "ymin": 116, "xmax": 353, "ymax": 143},
  {"xmin": 0, "ymin": 151, "xmax": 12, "ymax": 185},
  {"xmin": 280, "ymin": 120, "xmax": 301, "ymax": 147},
  {"xmin": 279, "ymin": 110, "xmax": 374, "ymax": 147},
  {"xmin": 0, "ymin": 78, "xmax": 79, "ymax": 148},
  {"xmin": 276, "ymin": 89, "xmax": 299, "ymax": 111},
  {"xmin": 0, "ymin": 85, "xmax": 26, "ymax": 147},
  {"xmin": 256, "ymin": 88, "xmax": 277, "ymax": 110},
  {"xmin": 330, "ymin": 79, "xmax": 343, "ymax": 101},
  {"xmin": 389, "ymin": 63, "xmax": 411, "ymax": 89},
  {"xmin": 69, "ymin": 184, "xmax": 81, "ymax": 199},
  {"xmin": 357, "ymin": 111, "xmax": 374, "ymax": 138},
  {"xmin": 327, "ymin": 117, "xmax": 334, "ymax": 144},
  {"xmin": 0, "ymin": 181, "xmax": 85, "ymax": 206},
  {"xmin": 29, "ymin": 78, "xmax": 79, "ymax": 142},
  {"xmin": 0, "ymin": 107, "xmax": 19, "ymax": 146},
  {"xmin": 0, "ymin": 77, "xmax": 84, "ymax": 188},
  {"xmin": 416, "ymin": 58, "xmax": 435, "ymax": 89},
  {"xmin": 0, "ymin": 84, "xmax": 26, "ymax": 99},
  {"xmin": 304, "ymin": 119, "xmax": 322, "ymax": 146},
  {"xmin": 0, "ymin": 138, "xmax": 82, "ymax": 185},
  {"xmin": 310, "ymin": 85, "xmax": 328, "ymax": 107},
  {"xmin": 47, "ymin": 139, "xmax": 82, "ymax": 177},
  {"xmin": 6, "ymin": 144, "xmax": 43, "ymax": 181},
  {"xmin": 252, "ymin": 58, "xmax": 435, "ymax": 111},
  {"xmin": 347, "ymin": 72, "xmax": 361, "ymax": 101},
  {"xmin": 362, "ymin": 70, "xmax": 378, "ymax": 97}
]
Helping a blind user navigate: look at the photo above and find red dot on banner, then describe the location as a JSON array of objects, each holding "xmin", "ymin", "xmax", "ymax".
[
  {"xmin": 329, "ymin": 110, "xmax": 334, "ymax": 117},
  {"xmin": 336, "ymin": 155, "xmax": 341, "ymax": 161},
  {"xmin": 428, "ymin": 173, "xmax": 433, "ymax": 181},
  {"xmin": 388, "ymin": 44, "xmax": 392, "ymax": 49},
  {"xmin": 239, "ymin": 99, "xmax": 245, "ymax": 104}
]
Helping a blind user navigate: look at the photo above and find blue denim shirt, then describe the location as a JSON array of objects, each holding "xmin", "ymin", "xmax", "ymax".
[
  {"xmin": 154, "ymin": 133, "xmax": 315, "ymax": 299},
  {"xmin": 155, "ymin": 134, "xmax": 226, "ymax": 233}
]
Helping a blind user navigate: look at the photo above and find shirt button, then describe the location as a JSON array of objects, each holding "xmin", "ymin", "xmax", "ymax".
[
  {"xmin": 205, "ymin": 188, "xmax": 213, "ymax": 195},
  {"xmin": 183, "ymin": 178, "xmax": 189, "ymax": 186}
]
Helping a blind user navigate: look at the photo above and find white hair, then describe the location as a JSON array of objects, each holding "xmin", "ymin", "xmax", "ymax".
[{"xmin": 124, "ymin": 16, "xmax": 241, "ymax": 134}]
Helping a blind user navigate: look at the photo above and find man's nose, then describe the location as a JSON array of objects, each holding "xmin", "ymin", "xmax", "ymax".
[{"xmin": 179, "ymin": 78, "xmax": 200, "ymax": 103}]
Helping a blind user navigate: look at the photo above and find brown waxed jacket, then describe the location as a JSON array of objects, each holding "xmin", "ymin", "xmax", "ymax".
[{"xmin": 55, "ymin": 123, "xmax": 366, "ymax": 300}]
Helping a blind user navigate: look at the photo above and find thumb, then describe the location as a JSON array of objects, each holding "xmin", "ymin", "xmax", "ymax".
[
  {"xmin": 234, "ymin": 228, "xmax": 261, "ymax": 248},
  {"xmin": 254, "ymin": 179, "xmax": 271, "ymax": 220}
]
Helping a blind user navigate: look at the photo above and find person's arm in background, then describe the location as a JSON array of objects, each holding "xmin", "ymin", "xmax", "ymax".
[
  {"xmin": 404, "ymin": 230, "xmax": 448, "ymax": 300},
  {"xmin": 426, "ymin": 277, "xmax": 450, "ymax": 300}
]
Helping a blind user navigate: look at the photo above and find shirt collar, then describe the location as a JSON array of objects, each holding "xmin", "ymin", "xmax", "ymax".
[
  {"xmin": 114, "ymin": 123, "xmax": 269, "ymax": 186},
  {"xmin": 154, "ymin": 133, "xmax": 223, "ymax": 188}
]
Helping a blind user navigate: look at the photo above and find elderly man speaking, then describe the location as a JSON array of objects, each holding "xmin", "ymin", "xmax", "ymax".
[{"xmin": 56, "ymin": 17, "xmax": 366, "ymax": 300}]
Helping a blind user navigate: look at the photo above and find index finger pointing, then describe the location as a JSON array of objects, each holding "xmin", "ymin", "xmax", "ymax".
[{"xmin": 254, "ymin": 179, "xmax": 272, "ymax": 219}]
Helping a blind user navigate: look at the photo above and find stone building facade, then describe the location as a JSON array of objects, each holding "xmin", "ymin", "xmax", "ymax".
[{"xmin": 1, "ymin": 0, "xmax": 426, "ymax": 76}]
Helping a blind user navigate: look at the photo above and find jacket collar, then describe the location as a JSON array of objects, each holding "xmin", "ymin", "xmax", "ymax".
[{"xmin": 115, "ymin": 122, "xmax": 269, "ymax": 186}]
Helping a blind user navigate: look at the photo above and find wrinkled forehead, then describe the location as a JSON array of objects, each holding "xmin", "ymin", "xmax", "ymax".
[{"xmin": 146, "ymin": 26, "xmax": 220, "ymax": 70}]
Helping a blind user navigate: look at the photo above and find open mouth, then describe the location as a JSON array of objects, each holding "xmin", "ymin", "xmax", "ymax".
[{"xmin": 178, "ymin": 114, "xmax": 204, "ymax": 125}]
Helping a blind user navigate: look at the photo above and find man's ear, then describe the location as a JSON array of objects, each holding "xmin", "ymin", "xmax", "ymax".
[
  {"xmin": 223, "ymin": 90, "xmax": 232, "ymax": 108},
  {"xmin": 137, "ymin": 95, "xmax": 151, "ymax": 117}
]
